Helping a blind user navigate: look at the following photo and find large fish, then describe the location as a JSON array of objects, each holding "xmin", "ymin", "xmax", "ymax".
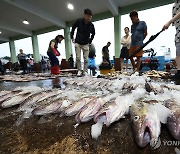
[
  {"xmin": 0, "ymin": 88, "xmax": 31, "ymax": 105},
  {"xmin": 93, "ymin": 100, "xmax": 118, "ymax": 126},
  {"xmin": 19, "ymin": 90, "xmax": 53, "ymax": 111},
  {"xmin": 64, "ymin": 96, "xmax": 96, "ymax": 116},
  {"xmin": 94, "ymin": 93, "xmax": 135, "ymax": 127},
  {"xmin": 75, "ymin": 93, "xmax": 119, "ymax": 123},
  {"xmin": 91, "ymin": 97, "xmax": 130, "ymax": 140},
  {"xmin": 30, "ymin": 90, "xmax": 62, "ymax": 110},
  {"xmin": 16, "ymin": 90, "xmax": 63, "ymax": 123},
  {"xmin": 75, "ymin": 97, "xmax": 105, "ymax": 123},
  {"xmin": 0, "ymin": 91, "xmax": 20, "ymax": 105},
  {"xmin": 130, "ymin": 102, "xmax": 161, "ymax": 148},
  {"xmin": 1, "ymin": 91, "xmax": 33, "ymax": 108},
  {"xmin": 1, "ymin": 87, "xmax": 44, "ymax": 108},
  {"xmin": 165, "ymin": 100, "xmax": 180, "ymax": 140},
  {"xmin": 32, "ymin": 97, "xmax": 71, "ymax": 116}
]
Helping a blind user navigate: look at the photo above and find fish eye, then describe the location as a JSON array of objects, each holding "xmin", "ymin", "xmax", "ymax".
[{"xmin": 134, "ymin": 116, "xmax": 139, "ymax": 121}]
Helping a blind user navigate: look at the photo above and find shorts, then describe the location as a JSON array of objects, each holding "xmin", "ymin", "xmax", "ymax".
[
  {"xmin": 120, "ymin": 47, "xmax": 129, "ymax": 59},
  {"xmin": 176, "ymin": 42, "xmax": 180, "ymax": 56},
  {"xmin": 129, "ymin": 46, "xmax": 143, "ymax": 57}
]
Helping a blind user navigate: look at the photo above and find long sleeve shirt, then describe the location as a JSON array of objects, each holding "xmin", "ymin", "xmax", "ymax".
[
  {"xmin": 121, "ymin": 35, "xmax": 131, "ymax": 49},
  {"xmin": 70, "ymin": 18, "xmax": 95, "ymax": 45}
]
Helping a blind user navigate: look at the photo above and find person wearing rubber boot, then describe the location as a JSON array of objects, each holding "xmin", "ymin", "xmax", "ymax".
[
  {"xmin": 163, "ymin": 0, "xmax": 180, "ymax": 80},
  {"xmin": 47, "ymin": 35, "xmax": 64, "ymax": 75},
  {"xmin": 129, "ymin": 11, "xmax": 147, "ymax": 72},
  {"xmin": 71, "ymin": 9, "xmax": 95, "ymax": 77}
]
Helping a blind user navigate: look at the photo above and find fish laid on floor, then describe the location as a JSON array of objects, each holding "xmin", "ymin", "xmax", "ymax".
[
  {"xmin": 0, "ymin": 91, "xmax": 20, "ymax": 105},
  {"xmin": 130, "ymin": 101, "xmax": 161, "ymax": 148},
  {"xmin": 75, "ymin": 97, "xmax": 105, "ymax": 123},
  {"xmin": 94, "ymin": 87, "xmax": 147, "ymax": 127},
  {"xmin": 32, "ymin": 98, "xmax": 71, "ymax": 116},
  {"xmin": 1, "ymin": 92, "xmax": 34, "ymax": 108},
  {"xmin": 75, "ymin": 93, "xmax": 119, "ymax": 123},
  {"xmin": 19, "ymin": 90, "xmax": 53, "ymax": 111},
  {"xmin": 1, "ymin": 86, "xmax": 44, "ymax": 108},
  {"xmin": 165, "ymin": 100, "xmax": 180, "ymax": 140},
  {"xmin": 64, "ymin": 96, "xmax": 96, "ymax": 116}
]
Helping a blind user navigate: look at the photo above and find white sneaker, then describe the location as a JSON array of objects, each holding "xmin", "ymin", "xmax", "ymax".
[{"xmin": 77, "ymin": 71, "xmax": 82, "ymax": 77}]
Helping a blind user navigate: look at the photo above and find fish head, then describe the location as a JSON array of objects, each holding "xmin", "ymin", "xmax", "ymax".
[
  {"xmin": 167, "ymin": 112, "xmax": 180, "ymax": 140},
  {"xmin": 130, "ymin": 103, "xmax": 160, "ymax": 148},
  {"xmin": 165, "ymin": 101, "xmax": 180, "ymax": 140}
]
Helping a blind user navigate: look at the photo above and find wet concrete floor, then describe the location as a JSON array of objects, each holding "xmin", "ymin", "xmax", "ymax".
[{"xmin": 0, "ymin": 78, "xmax": 179, "ymax": 154}]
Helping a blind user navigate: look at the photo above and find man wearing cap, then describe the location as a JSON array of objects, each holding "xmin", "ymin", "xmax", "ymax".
[
  {"xmin": 71, "ymin": 8, "xmax": 95, "ymax": 77},
  {"xmin": 47, "ymin": 35, "xmax": 64, "ymax": 75},
  {"xmin": 129, "ymin": 11, "xmax": 147, "ymax": 72}
]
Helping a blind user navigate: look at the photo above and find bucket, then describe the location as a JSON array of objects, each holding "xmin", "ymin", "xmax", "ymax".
[{"xmin": 100, "ymin": 69, "xmax": 114, "ymax": 75}]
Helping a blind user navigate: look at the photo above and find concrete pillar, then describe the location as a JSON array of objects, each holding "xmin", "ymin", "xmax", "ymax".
[
  {"xmin": 31, "ymin": 34, "xmax": 40, "ymax": 63},
  {"xmin": 114, "ymin": 14, "xmax": 121, "ymax": 58},
  {"xmin": 9, "ymin": 40, "xmax": 18, "ymax": 63},
  {"xmin": 64, "ymin": 26, "xmax": 72, "ymax": 60},
  {"xmin": 31, "ymin": 34, "xmax": 41, "ymax": 72}
]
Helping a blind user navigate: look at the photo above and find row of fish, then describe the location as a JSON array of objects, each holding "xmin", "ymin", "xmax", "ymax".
[
  {"xmin": 64, "ymin": 75, "xmax": 180, "ymax": 147},
  {"xmin": 0, "ymin": 75, "xmax": 180, "ymax": 148},
  {"xmin": 0, "ymin": 74, "xmax": 56, "ymax": 82},
  {"xmin": 144, "ymin": 70, "xmax": 170, "ymax": 78},
  {"xmin": 64, "ymin": 73, "xmax": 180, "ymax": 93}
]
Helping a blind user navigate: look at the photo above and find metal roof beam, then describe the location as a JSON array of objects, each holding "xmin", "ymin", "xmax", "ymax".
[
  {"xmin": 0, "ymin": 23, "xmax": 32, "ymax": 36},
  {"xmin": 105, "ymin": 0, "xmax": 119, "ymax": 16},
  {"xmin": 3, "ymin": 0, "xmax": 66, "ymax": 28}
]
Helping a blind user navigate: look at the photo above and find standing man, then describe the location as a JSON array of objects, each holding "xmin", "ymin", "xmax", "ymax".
[
  {"xmin": 102, "ymin": 42, "xmax": 111, "ymax": 65},
  {"xmin": 129, "ymin": 11, "xmax": 147, "ymax": 72},
  {"xmin": 120, "ymin": 27, "xmax": 131, "ymax": 72},
  {"xmin": 17, "ymin": 49, "xmax": 27, "ymax": 74},
  {"xmin": 163, "ymin": 1, "xmax": 180, "ymax": 80},
  {"xmin": 71, "ymin": 8, "xmax": 95, "ymax": 77},
  {"xmin": 47, "ymin": 35, "xmax": 64, "ymax": 75}
]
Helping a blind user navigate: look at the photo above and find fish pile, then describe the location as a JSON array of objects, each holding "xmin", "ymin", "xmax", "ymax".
[
  {"xmin": 0, "ymin": 72, "xmax": 77, "ymax": 82},
  {"xmin": 95, "ymin": 70, "xmax": 169, "ymax": 79},
  {"xmin": 143, "ymin": 70, "xmax": 170, "ymax": 78},
  {"xmin": 0, "ymin": 74, "xmax": 180, "ymax": 148},
  {"xmin": 0, "ymin": 74, "xmax": 55, "ymax": 82}
]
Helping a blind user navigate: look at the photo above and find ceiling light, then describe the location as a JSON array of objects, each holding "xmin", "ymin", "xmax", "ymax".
[
  {"xmin": 23, "ymin": 20, "xmax": 29, "ymax": 25},
  {"xmin": 0, "ymin": 31, "xmax": 1, "ymax": 34},
  {"xmin": 67, "ymin": 3, "xmax": 74, "ymax": 10}
]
